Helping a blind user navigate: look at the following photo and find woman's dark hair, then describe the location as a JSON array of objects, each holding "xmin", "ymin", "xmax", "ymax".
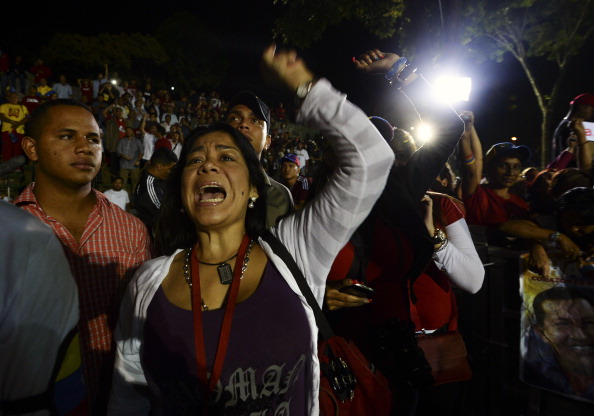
[
  {"xmin": 557, "ymin": 186, "xmax": 594, "ymax": 223},
  {"xmin": 550, "ymin": 168, "xmax": 594, "ymax": 199},
  {"xmin": 526, "ymin": 168, "xmax": 556, "ymax": 215},
  {"xmin": 154, "ymin": 122, "xmax": 268, "ymax": 256}
]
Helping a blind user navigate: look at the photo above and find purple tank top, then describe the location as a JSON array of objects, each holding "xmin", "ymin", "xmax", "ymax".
[{"xmin": 142, "ymin": 261, "xmax": 312, "ymax": 415}]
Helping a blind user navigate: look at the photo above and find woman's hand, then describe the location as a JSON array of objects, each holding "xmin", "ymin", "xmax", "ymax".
[
  {"xmin": 528, "ymin": 243, "xmax": 551, "ymax": 278},
  {"xmin": 325, "ymin": 279, "xmax": 371, "ymax": 311},
  {"xmin": 260, "ymin": 44, "xmax": 315, "ymax": 95},
  {"xmin": 460, "ymin": 110, "xmax": 475, "ymax": 126},
  {"xmin": 353, "ymin": 49, "xmax": 401, "ymax": 75},
  {"xmin": 557, "ymin": 233, "xmax": 582, "ymax": 260}
]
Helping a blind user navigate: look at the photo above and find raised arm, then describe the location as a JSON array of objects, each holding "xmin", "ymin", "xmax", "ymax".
[
  {"xmin": 573, "ymin": 118, "xmax": 592, "ymax": 173},
  {"xmin": 458, "ymin": 111, "xmax": 483, "ymax": 198},
  {"xmin": 260, "ymin": 45, "xmax": 394, "ymax": 301}
]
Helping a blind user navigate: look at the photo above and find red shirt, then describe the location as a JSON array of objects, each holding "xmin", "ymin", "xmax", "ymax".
[
  {"xmin": 80, "ymin": 84, "xmax": 93, "ymax": 103},
  {"xmin": 464, "ymin": 183, "xmax": 529, "ymax": 226},
  {"xmin": 21, "ymin": 95, "xmax": 40, "ymax": 114},
  {"xmin": 14, "ymin": 185, "xmax": 153, "ymax": 412},
  {"xmin": 154, "ymin": 137, "xmax": 172, "ymax": 150},
  {"xmin": 411, "ymin": 194, "xmax": 464, "ymax": 332}
]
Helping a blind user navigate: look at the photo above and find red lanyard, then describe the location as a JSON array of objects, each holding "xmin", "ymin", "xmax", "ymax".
[{"xmin": 190, "ymin": 234, "xmax": 250, "ymax": 405}]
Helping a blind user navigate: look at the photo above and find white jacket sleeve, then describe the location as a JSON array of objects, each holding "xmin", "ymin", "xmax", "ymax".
[
  {"xmin": 432, "ymin": 218, "xmax": 485, "ymax": 294},
  {"xmin": 272, "ymin": 78, "xmax": 394, "ymax": 305}
]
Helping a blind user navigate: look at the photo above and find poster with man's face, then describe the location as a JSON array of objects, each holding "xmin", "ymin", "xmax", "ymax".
[{"xmin": 520, "ymin": 251, "xmax": 594, "ymax": 404}]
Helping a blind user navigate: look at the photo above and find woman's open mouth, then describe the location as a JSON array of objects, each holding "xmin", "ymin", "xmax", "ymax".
[{"xmin": 198, "ymin": 184, "xmax": 226, "ymax": 203}]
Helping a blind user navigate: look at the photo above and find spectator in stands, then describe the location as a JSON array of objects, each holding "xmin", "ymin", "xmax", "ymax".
[
  {"xmin": 168, "ymin": 130, "xmax": 182, "ymax": 159},
  {"xmin": 92, "ymin": 64, "xmax": 108, "ymax": 99},
  {"xmin": 9, "ymin": 55, "xmax": 26, "ymax": 94},
  {"xmin": 280, "ymin": 153, "xmax": 311, "ymax": 210},
  {"xmin": 552, "ymin": 93, "xmax": 594, "ymax": 163},
  {"xmin": 78, "ymin": 77, "xmax": 94, "ymax": 104},
  {"xmin": 154, "ymin": 126, "xmax": 172, "ymax": 152},
  {"xmin": 117, "ymin": 126, "xmax": 143, "ymax": 192},
  {"xmin": 98, "ymin": 82, "xmax": 117, "ymax": 104},
  {"xmin": 161, "ymin": 113, "xmax": 173, "ymax": 133},
  {"xmin": 139, "ymin": 114, "xmax": 157, "ymax": 169},
  {"xmin": 103, "ymin": 105, "xmax": 127, "ymax": 180},
  {"xmin": 0, "ymin": 91, "xmax": 29, "ymax": 162},
  {"xmin": 29, "ymin": 58, "xmax": 51, "ymax": 85},
  {"xmin": 36, "ymin": 78, "xmax": 52, "ymax": 97},
  {"xmin": 132, "ymin": 147, "xmax": 177, "ymax": 236},
  {"xmin": 15, "ymin": 98, "xmax": 152, "ymax": 415},
  {"xmin": 22, "ymin": 85, "xmax": 41, "ymax": 114},
  {"xmin": 53, "ymin": 74, "xmax": 73, "ymax": 99},
  {"xmin": 103, "ymin": 176, "xmax": 130, "ymax": 211},
  {"xmin": 0, "ymin": 48, "xmax": 9, "ymax": 93},
  {"xmin": 294, "ymin": 140, "xmax": 310, "ymax": 176}
]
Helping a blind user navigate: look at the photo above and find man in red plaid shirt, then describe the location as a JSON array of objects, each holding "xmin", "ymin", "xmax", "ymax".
[{"xmin": 14, "ymin": 99, "xmax": 152, "ymax": 415}]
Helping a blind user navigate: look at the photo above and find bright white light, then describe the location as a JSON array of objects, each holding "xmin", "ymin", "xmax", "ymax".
[
  {"xmin": 417, "ymin": 123, "xmax": 434, "ymax": 143},
  {"xmin": 511, "ymin": 136, "xmax": 517, "ymax": 141},
  {"xmin": 171, "ymin": 86, "xmax": 175, "ymax": 91},
  {"xmin": 434, "ymin": 76, "xmax": 472, "ymax": 103}
]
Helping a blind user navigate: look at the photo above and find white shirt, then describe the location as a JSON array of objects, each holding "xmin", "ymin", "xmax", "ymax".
[
  {"xmin": 171, "ymin": 141, "xmax": 182, "ymax": 159},
  {"xmin": 103, "ymin": 189, "xmax": 130, "ymax": 211},
  {"xmin": 142, "ymin": 132, "xmax": 156, "ymax": 161},
  {"xmin": 295, "ymin": 148, "xmax": 310, "ymax": 169}
]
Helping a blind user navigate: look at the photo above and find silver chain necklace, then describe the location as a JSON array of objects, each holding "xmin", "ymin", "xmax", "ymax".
[{"xmin": 183, "ymin": 240, "xmax": 255, "ymax": 311}]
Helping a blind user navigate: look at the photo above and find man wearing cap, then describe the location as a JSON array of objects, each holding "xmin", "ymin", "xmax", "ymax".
[
  {"xmin": 280, "ymin": 153, "xmax": 311, "ymax": 210},
  {"xmin": 458, "ymin": 111, "xmax": 532, "ymax": 236},
  {"xmin": 552, "ymin": 93, "xmax": 594, "ymax": 163},
  {"xmin": 225, "ymin": 90, "xmax": 294, "ymax": 227},
  {"xmin": 459, "ymin": 111, "xmax": 583, "ymax": 265}
]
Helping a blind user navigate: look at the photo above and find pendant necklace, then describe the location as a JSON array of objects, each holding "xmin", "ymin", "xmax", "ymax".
[
  {"xmin": 198, "ymin": 253, "xmax": 239, "ymax": 285},
  {"xmin": 183, "ymin": 238, "xmax": 254, "ymax": 310}
]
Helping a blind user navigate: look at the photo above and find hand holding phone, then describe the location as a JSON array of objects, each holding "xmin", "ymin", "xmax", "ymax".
[{"xmin": 338, "ymin": 283, "xmax": 374, "ymax": 298}]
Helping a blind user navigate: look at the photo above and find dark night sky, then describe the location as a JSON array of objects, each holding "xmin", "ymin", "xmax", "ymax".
[{"xmin": 5, "ymin": 0, "xmax": 593, "ymax": 165}]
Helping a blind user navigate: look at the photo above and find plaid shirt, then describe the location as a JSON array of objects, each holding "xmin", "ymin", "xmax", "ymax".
[{"xmin": 14, "ymin": 184, "xmax": 153, "ymax": 415}]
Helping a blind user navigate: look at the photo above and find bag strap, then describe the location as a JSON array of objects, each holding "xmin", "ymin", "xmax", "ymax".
[{"xmin": 262, "ymin": 230, "xmax": 335, "ymax": 340}]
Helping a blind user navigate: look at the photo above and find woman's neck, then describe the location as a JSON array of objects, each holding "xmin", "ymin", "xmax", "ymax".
[{"xmin": 194, "ymin": 225, "xmax": 247, "ymax": 264}]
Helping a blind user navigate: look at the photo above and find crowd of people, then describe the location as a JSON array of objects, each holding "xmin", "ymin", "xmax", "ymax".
[{"xmin": 1, "ymin": 43, "xmax": 594, "ymax": 416}]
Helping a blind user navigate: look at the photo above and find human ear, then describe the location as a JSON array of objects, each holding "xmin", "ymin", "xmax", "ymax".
[
  {"xmin": 264, "ymin": 134, "xmax": 272, "ymax": 152},
  {"xmin": 21, "ymin": 136, "xmax": 39, "ymax": 162},
  {"xmin": 249, "ymin": 185, "xmax": 259, "ymax": 200}
]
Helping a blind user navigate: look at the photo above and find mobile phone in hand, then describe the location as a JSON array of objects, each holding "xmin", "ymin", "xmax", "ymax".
[{"xmin": 338, "ymin": 283, "xmax": 374, "ymax": 298}]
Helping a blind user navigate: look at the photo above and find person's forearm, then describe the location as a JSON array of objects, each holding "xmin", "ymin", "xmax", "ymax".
[
  {"xmin": 433, "ymin": 219, "xmax": 484, "ymax": 293},
  {"xmin": 499, "ymin": 219, "xmax": 554, "ymax": 241}
]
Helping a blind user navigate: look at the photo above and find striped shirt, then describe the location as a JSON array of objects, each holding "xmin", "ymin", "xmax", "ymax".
[{"xmin": 14, "ymin": 184, "xmax": 153, "ymax": 415}]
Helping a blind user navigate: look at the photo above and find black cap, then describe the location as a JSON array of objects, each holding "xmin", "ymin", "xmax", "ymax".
[
  {"xmin": 227, "ymin": 91, "xmax": 271, "ymax": 132},
  {"xmin": 484, "ymin": 142, "xmax": 532, "ymax": 166}
]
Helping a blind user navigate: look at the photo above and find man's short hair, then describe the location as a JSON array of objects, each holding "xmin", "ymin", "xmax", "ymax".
[
  {"xmin": 150, "ymin": 148, "xmax": 178, "ymax": 165},
  {"xmin": 26, "ymin": 99, "xmax": 94, "ymax": 140},
  {"xmin": 112, "ymin": 176, "xmax": 123, "ymax": 183}
]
